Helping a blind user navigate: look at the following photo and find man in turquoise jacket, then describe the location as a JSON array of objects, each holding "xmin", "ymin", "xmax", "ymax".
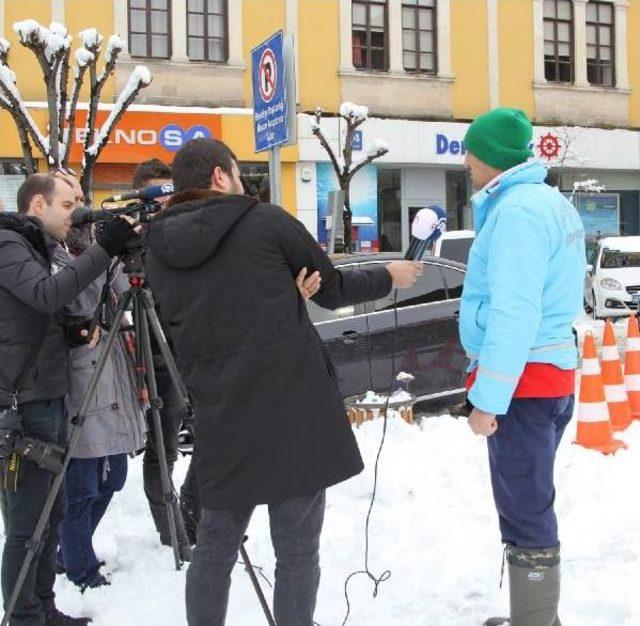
[{"xmin": 459, "ymin": 109, "xmax": 585, "ymax": 626}]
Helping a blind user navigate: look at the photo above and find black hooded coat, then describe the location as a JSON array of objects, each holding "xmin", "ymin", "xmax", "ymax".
[{"xmin": 145, "ymin": 193, "xmax": 392, "ymax": 508}]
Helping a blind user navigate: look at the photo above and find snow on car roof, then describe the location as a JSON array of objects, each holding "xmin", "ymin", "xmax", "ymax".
[{"xmin": 599, "ymin": 236, "xmax": 640, "ymax": 252}]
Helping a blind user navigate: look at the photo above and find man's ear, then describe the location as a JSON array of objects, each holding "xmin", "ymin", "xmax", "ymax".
[
  {"xmin": 30, "ymin": 194, "xmax": 46, "ymax": 218},
  {"xmin": 211, "ymin": 166, "xmax": 223, "ymax": 191}
]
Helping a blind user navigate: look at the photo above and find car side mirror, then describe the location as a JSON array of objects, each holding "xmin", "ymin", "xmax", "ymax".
[{"xmin": 586, "ymin": 264, "xmax": 594, "ymax": 274}]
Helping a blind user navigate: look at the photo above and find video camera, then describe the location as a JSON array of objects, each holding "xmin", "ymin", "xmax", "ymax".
[
  {"xmin": 0, "ymin": 406, "xmax": 65, "ymax": 490},
  {"xmin": 70, "ymin": 182, "xmax": 175, "ymax": 229}
]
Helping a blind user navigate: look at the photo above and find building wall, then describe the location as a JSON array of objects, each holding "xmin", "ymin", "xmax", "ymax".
[
  {"xmin": 498, "ymin": 0, "xmax": 535, "ymax": 115},
  {"xmin": 450, "ymin": 0, "xmax": 490, "ymax": 119}
]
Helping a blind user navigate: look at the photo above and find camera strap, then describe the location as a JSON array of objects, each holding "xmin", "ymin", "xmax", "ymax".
[{"xmin": 0, "ymin": 318, "xmax": 50, "ymax": 411}]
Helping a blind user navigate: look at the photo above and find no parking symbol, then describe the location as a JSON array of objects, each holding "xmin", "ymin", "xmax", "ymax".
[{"xmin": 259, "ymin": 48, "xmax": 277, "ymax": 103}]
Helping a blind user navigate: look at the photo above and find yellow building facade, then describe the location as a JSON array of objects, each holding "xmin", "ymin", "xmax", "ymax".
[{"xmin": 1, "ymin": 0, "xmax": 639, "ymax": 244}]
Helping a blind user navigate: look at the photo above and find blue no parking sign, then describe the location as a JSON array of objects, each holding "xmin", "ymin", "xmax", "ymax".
[{"xmin": 251, "ymin": 31, "xmax": 289, "ymax": 152}]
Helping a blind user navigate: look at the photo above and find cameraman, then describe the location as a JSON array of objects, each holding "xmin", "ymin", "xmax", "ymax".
[
  {"xmin": 131, "ymin": 159, "xmax": 193, "ymax": 559},
  {"xmin": 51, "ymin": 170, "xmax": 146, "ymax": 593},
  {"xmin": 0, "ymin": 174, "xmax": 137, "ymax": 626},
  {"xmin": 145, "ymin": 138, "xmax": 422, "ymax": 626}
]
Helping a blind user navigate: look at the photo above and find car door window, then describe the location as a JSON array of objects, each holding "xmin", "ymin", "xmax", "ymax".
[
  {"xmin": 370, "ymin": 262, "xmax": 447, "ymax": 312},
  {"xmin": 439, "ymin": 266, "xmax": 465, "ymax": 299},
  {"xmin": 306, "ymin": 265, "xmax": 365, "ymax": 323}
]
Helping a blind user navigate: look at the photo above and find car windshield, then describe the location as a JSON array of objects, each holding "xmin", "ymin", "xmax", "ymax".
[{"xmin": 600, "ymin": 249, "xmax": 640, "ymax": 269}]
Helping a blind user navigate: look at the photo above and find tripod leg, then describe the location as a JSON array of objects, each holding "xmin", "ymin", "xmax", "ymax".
[
  {"xmin": 240, "ymin": 542, "xmax": 277, "ymax": 626},
  {"xmin": 1, "ymin": 292, "xmax": 133, "ymax": 626},
  {"xmin": 137, "ymin": 303, "xmax": 182, "ymax": 571},
  {"xmin": 141, "ymin": 289, "xmax": 191, "ymax": 412}
]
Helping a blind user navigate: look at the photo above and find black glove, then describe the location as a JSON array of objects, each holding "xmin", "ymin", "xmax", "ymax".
[
  {"xmin": 96, "ymin": 217, "xmax": 138, "ymax": 257},
  {"xmin": 64, "ymin": 319, "xmax": 94, "ymax": 347}
]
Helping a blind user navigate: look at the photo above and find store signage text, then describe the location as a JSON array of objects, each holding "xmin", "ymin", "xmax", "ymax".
[
  {"xmin": 74, "ymin": 124, "xmax": 212, "ymax": 152},
  {"xmin": 436, "ymin": 134, "xmax": 467, "ymax": 156}
]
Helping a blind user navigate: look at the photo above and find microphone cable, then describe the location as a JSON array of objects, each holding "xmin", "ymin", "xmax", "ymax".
[{"xmin": 341, "ymin": 289, "xmax": 400, "ymax": 625}]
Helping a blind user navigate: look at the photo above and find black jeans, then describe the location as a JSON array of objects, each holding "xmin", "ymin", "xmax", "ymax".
[
  {"xmin": 0, "ymin": 398, "xmax": 68, "ymax": 626},
  {"xmin": 186, "ymin": 490, "xmax": 326, "ymax": 626}
]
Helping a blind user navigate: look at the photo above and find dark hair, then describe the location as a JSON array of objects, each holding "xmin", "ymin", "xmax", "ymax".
[
  {"xmin": 17, "ymin": 173, "xmax": 57, "ymax": 214},
  {"xmin": 132, "ymin": 158, "xmax": 172, "ymax": 189},
  {"xmin": 171, "ymin": 138, "xmax": 237, "ymax": 193}
]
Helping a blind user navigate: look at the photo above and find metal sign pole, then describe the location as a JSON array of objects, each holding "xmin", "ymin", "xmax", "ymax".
[{"xmin": 269, "ymin": 145, "xmax": 282, "ymax": 206}]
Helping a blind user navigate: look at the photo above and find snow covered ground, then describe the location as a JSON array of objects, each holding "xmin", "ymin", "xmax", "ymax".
[{"xmin": 3, "ymin": 409, "xmax": 638, "ymax": 626}]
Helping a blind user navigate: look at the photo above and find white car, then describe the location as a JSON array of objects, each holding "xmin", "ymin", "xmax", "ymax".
[
  {"xmin": 432, "ymin": 230, "xmax": 475, "ymax": 265},
  {"xmin": 585, "ymin": 236, "xmax": 640, "ymax": 319}
]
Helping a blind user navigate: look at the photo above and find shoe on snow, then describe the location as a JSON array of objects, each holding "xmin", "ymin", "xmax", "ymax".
[
  {"xmin": 45, "ymin": 607, "xmax": 91, "ymax": 626},
  {"xmin": 484, "ymin": 618, "xmax": 510, "ymax": 626},
  {"xmin": 78, "ymin": 569, "xmax": 111, "ymax": 594}
]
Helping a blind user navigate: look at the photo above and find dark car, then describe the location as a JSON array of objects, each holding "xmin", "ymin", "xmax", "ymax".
[{"xmin": 307, "ymin": 253, "xmax": 468, "ymax": 415}]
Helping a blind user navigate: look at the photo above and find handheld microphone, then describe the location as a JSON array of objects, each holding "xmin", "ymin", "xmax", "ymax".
[
  {"xmin": 103, "ymin": 182, "xmax": 175, "ymax": 203},
  {"xmin": 404, "ymin": 206, "xmax": 447, "ymax": 260}
]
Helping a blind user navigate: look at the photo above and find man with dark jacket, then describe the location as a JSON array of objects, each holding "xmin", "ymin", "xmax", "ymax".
[
  {"xmin": 145, "ymin": 138, "xmax": 422, "ymax": 626},
  {"xmin": 0, "ymin": 173, "xmax": 137, "ymax": 626}
]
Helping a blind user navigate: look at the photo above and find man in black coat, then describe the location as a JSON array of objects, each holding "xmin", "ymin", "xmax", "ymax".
[
  {"xmin": 144, "ymin": 138, "xmax": 422, "ymax": 626},
  {"xmin": 0, "ymin": 173, "xmax": 137, "ymax": 626}
]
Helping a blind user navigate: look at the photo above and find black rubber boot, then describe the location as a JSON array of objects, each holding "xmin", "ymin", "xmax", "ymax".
[
  {"xmin": 44, "ymin": 600, "xmax": 92, "ymax": 626},
  {"xmin": 143, "ymin": 462, "xmax": 192, "ymax": 561},
  {"xmin": 484, "ymin": 546, "xmax": 561, "ymax": 626}
]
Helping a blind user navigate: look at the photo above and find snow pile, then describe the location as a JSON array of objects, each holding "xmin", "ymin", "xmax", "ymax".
[
  {"xmin": 574, "ymin": 179, "xmax": 606, "ymax": 194},
  {"xmin": 49, "ymin": 22, "xmax": 68, "ymax": 38},
  {"xmin": 3, "ymin": 413, "xmax": 636, "ymax": 625},
  {"xmin": 104, "ymin": 35, "xmax": 125, "ymax": 64},
  {"xmin": 396, "ymin": 372, "xmax": 415, "ymax": 382},
  {"xmin": 340, "ymin": 101, "xmax": 369, "ymax": 122},
  {"xmin": 357, "ymin": 389, "xmax": 414, "ymax": 405},
  {"xmin": 79, "ymin": 28, "xmax": 103, "ymax": 50},
  {"xmin": 0, "ymin": 38, "xmax": 10, "ymax": 54},
  {"xmin": 13, "ymin": 19, "xmax": 43, "ymax": 44},
  {"xmin": 75, "ymin": 48, "xmax": 95, "ymax": 68},
  {"xmin": 366, "ymin": 138, "xmax": 389, "ymax": 156},
  {"xmin": 13, "ymin": 20, "xmax": 70, "ymax": 60}
]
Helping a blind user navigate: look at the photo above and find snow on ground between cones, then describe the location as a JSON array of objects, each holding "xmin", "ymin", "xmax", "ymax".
[{"xmin": 2, "ymin": 413, "xmax": 638, "ymax": 625}]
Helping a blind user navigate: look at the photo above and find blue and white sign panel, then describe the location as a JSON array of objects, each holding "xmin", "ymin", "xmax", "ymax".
[{"xmin": 251, "ymin": 31, "xmax": 288, "ymax": 152}]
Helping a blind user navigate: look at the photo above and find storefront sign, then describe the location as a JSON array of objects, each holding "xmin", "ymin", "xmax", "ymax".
[{"xmin": 68, "ymin": 110, "xmax": 222, "ymax": 163}]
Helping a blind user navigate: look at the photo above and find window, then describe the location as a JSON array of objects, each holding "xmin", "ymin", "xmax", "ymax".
[
  {"xmin": 543, "ymin": 0, "xmax": 574, "ymax": 83},
  {"xmin": 402, "ymin": 0, "xmax": 437, "ymax": 74},
  {"xmin": 187, "ymin": 0, "xmax": 228, "ymax": 63},
  {"xmin": 352, "ymin": 0, "xmax": 388, "ymax": 71},
  {"xmin": 128, "ymin": 0, "xmax": 171, "ymax": 59},
  {"xmin": 439, "ymin": 266, "xmax": 465, "ymax": 299},
  {"xmin": 586, "ymin": 2, "xmax": 615, "ymax": 87},
  {"xmin": 372, "ymin": 263, "xmax": 447, "ymax": 312}
]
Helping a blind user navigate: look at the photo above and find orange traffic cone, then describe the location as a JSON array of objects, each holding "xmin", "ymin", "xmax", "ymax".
[
  {"xmin": 601, "ymin": 320, "xmax": 633, "ymax": 431},
  {"xmin": 575, "ymin": 332, "xmax": 626, "ymax": 454},
  {"xmin": 624, "ymin": 314, "xmax": 640, "ymax": 420}
]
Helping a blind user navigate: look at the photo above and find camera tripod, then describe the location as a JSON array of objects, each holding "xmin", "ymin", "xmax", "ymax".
[{"xmin": 2, "ymin": 244, "xmax": 275, "ymax": 626}]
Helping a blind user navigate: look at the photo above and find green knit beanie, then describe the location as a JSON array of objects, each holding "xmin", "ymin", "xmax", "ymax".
[{"xmin": 464, "ymin": 108, "xmax": 534, "ymax": 171}]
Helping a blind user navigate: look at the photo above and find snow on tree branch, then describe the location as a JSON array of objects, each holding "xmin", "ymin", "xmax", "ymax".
[
  {"xmin": 85, "ymin": 65, "xmax": 152, "ymax": 158},
  {"xmin": 0, "ymin": 38, "xmax": 10, "ymax": 64},
  {"xmin": 312, "ymin": 102, "xmax": 388, "ymax": 252},
  {"xmin": 0, "ymin": 62, "xmax": 50, "ymax": 155},
  {"xmin": 1, "ymin": 19, "xmax": 151, "ymax": 197},
  {"xmin": 573, "ymin": 179, "xmax": 606, "ymax": 194}
]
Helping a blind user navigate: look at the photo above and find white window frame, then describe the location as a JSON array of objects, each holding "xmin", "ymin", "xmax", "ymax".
[{"xmin": 533, "ymin": 0, "xmax": 629, "ymax": 89}]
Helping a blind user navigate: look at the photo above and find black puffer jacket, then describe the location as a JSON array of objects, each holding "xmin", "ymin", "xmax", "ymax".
[
  {"xmin": 145, "ymin": 193, "xmax": 392, "ymax": 508},
  {"xmin": 0, "ymin": 214, "xmax": 112, "ymax": 406}
]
